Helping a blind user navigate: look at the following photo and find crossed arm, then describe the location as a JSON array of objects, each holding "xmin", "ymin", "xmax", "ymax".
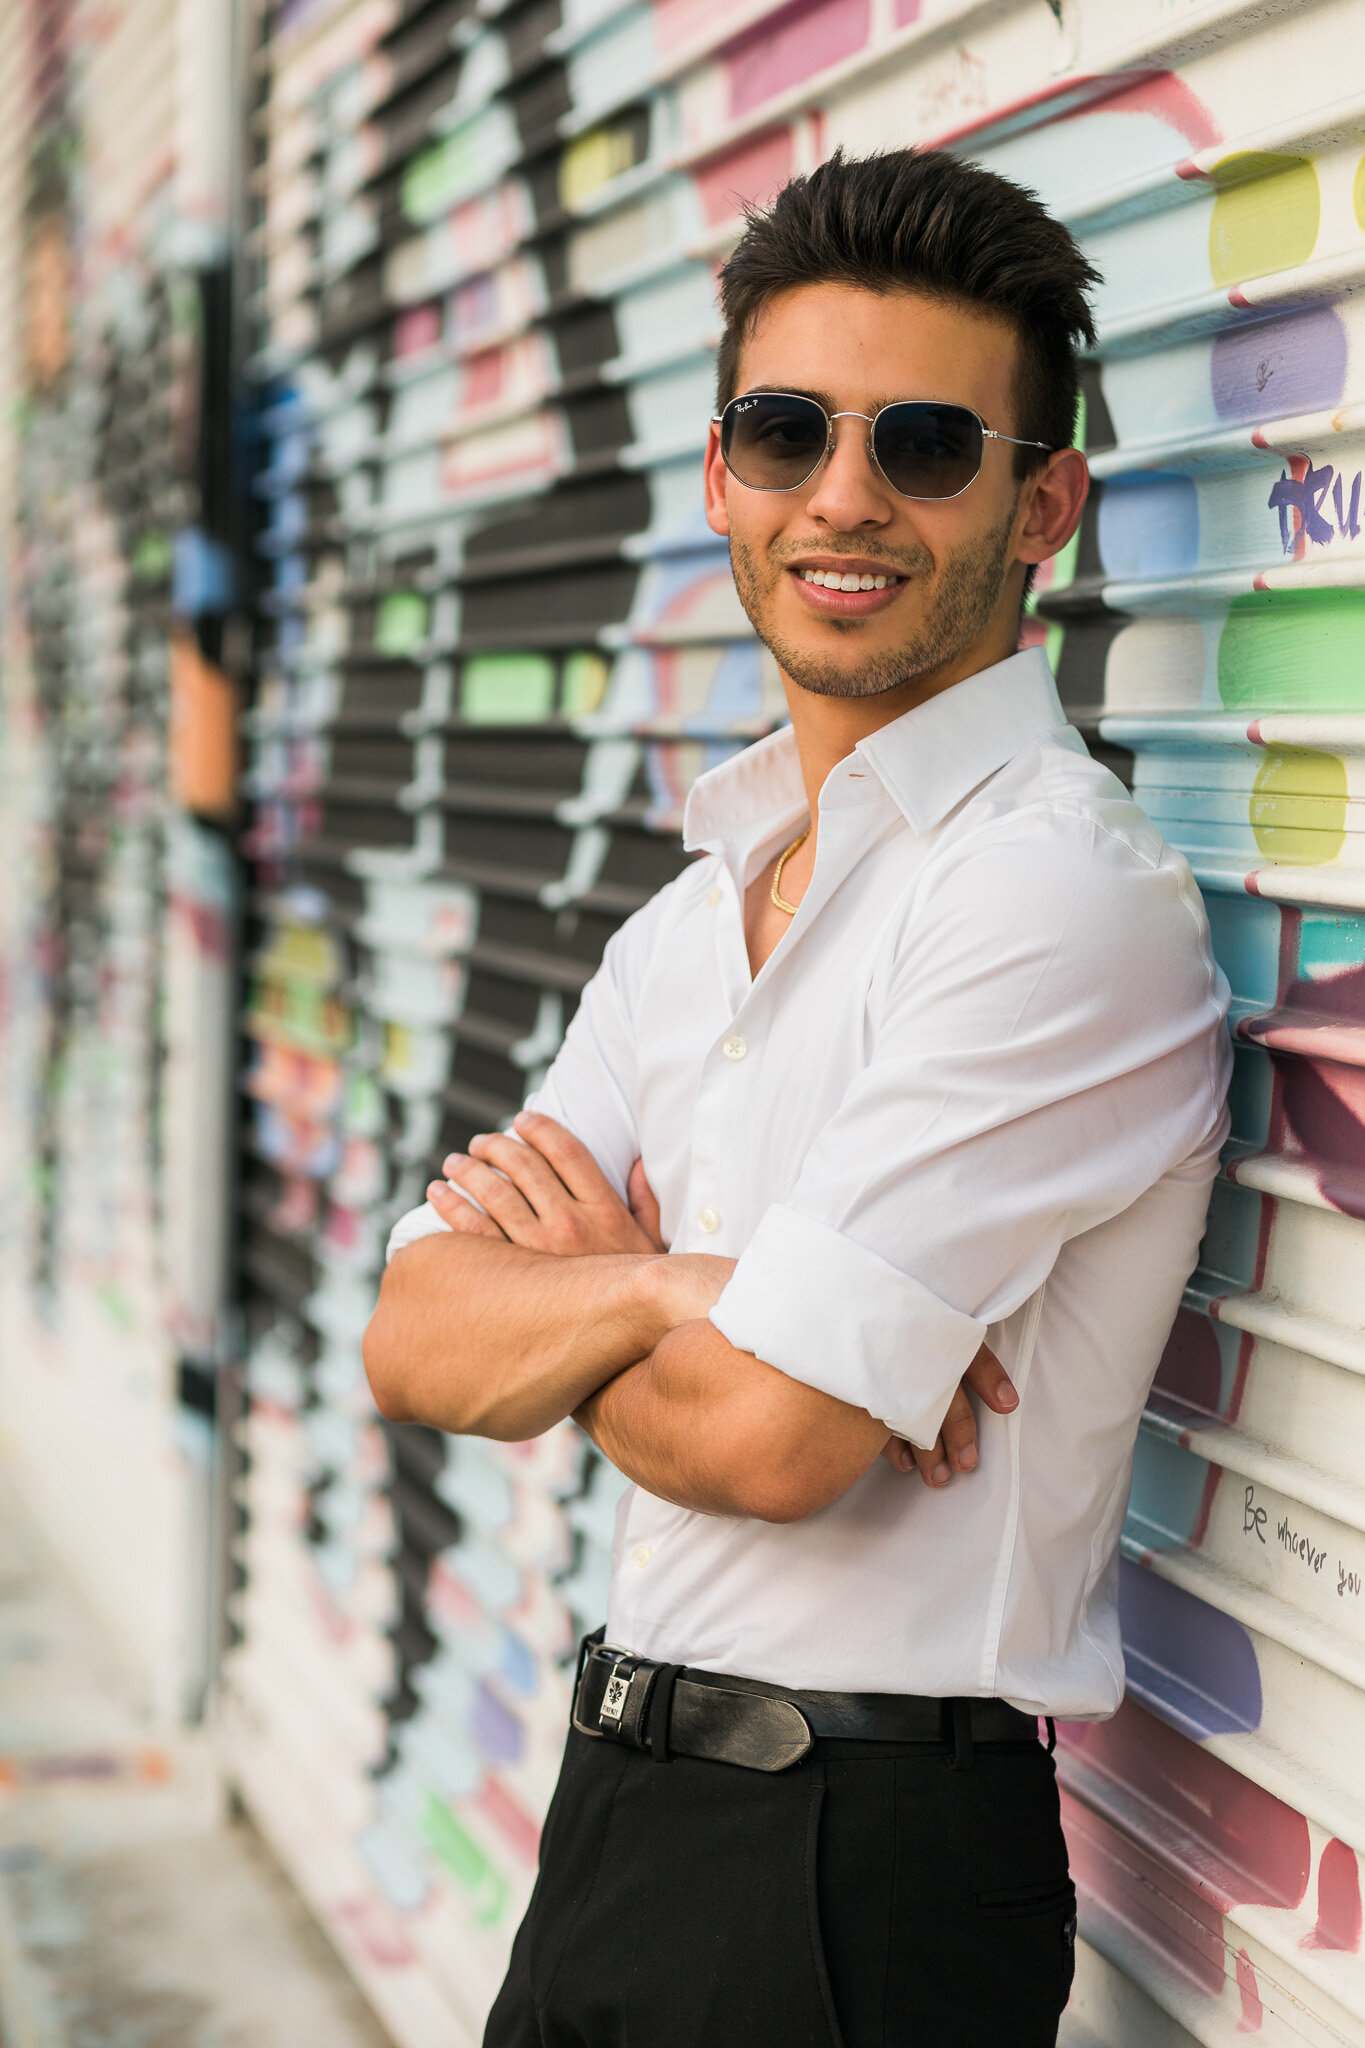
[{"xmin": 362, "ymin": 1112, "xmax": 1016, "ymax": 1523}]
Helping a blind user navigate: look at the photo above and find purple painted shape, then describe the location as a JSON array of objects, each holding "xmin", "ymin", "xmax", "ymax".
[
  {"xmin": 1211, "ymin": 306, "xmax": 1348, "ymax": 425},
  {"xmin": 472, "ymin": 1681, "xmax": 525, "ymax": 1765},
  {"xmin": 1119, "ymin": 1559, "xmax": 1262, "ymax": 1739}
]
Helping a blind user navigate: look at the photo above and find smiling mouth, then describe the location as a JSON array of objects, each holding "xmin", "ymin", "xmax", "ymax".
[{"xmin": 785, "ymin": 562, "xmax": 909, "ymax": 615}]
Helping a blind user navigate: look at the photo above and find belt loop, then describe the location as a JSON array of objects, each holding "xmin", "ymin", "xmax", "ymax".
[
  {"xmin": 646, "ymin": 1662, "xmax": 682, "ymax": 1762},
  {"xmin": 1045, "ymin": 1716, "xmax": 1057, "ymax": 1755},
  {"xmin": 948, "ymin": 1698, "xmax": 974, "ymax": 1772}
]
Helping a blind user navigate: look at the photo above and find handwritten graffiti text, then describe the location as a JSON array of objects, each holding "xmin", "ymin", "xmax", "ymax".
[{"xmin": 1270, "ymin": 460, "xmax": 1364, "ymax": 553}]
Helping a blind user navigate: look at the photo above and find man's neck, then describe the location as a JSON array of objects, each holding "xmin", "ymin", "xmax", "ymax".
[{"xmin": 783, "ymin": 623, "xmax": 1021, "ymax": 828}]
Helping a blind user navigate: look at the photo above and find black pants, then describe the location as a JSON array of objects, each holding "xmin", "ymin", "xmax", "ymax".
[{"xmin": 484, "ymin": 1726, "xmax": 1076, "ymax": 2046}]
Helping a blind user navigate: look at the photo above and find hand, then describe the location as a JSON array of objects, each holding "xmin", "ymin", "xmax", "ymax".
[
  {"xmin": 427, "ymin": 1111, "xmax": 666, "ymax": 1257},
  {"xmin": 881, "ymin": 1343, "xmax": 1018, "ymax": 1488}
]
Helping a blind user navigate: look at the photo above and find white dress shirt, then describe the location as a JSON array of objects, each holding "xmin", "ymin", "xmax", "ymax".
[{"xmin": 388, "ymin": 648, "xmax": 1231, "ymax": 1717}]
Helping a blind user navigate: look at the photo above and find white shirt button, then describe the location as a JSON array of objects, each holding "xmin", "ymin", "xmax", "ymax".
[
  {"xmin": 706, "ymin": 885, "xmax": 721, "ymax": 907},
  {"xmin": 697, "ymin": 1206, "xmax": 720, "ymax": 1234},
  {"xmin": 722, "ymin": 1035, "xmax": 748, "ymax": 1061},
  {"xmin": 632, "ymin": 1544, "xmax": 654, "ymax": 1570}
]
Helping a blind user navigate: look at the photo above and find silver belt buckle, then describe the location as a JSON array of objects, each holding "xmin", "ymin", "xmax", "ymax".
[
  {"xmin": 598, "ymin": 1657, "xmax": 632, "ymax": 1727},
  {"xmin": 571, "ymin": 1645, "xmax": 639, "ymax": 1739}
]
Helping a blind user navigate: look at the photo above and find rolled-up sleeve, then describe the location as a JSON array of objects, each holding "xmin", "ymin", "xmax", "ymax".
[{"xmin": 710, "ymin": 812, "xmax": 1230, "ymax": 1444}]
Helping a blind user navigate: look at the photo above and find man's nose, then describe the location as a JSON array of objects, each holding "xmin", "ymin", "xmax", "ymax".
[{"xmin": 803, "ymin": 413, "xmax": 895, "ymax": 527}]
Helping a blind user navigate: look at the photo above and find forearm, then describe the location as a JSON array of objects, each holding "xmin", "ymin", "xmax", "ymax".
[
  {"xmin": 363, "ymin": 1231, "xmax": 671, "ymax": 1439},
  {"xmin": 576, "ymin": 1319, "xmax": 891, "ymax": 1522}
]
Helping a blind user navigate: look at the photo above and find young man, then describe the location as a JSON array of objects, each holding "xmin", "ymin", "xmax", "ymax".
[{"xmin": 364, "ymin": 149, "xmax": 1231, "ymax": 2047}]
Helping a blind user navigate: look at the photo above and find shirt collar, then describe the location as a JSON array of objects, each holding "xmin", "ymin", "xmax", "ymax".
[{"xmin": 683, "ymin": 646, "xmax": 1069, "ymax": 859}]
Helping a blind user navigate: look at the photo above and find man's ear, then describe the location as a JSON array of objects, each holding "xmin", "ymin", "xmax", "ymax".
[
  {"xmin": 704, "ymin": 419, "xmax": 731, "ymax": 539},
  {"xmin": 1016, "ymin": 447, "xmax": 1089, "ymax": 569}
]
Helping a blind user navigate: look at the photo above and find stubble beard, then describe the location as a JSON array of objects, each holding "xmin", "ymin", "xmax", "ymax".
[{"xmin": 729, "ymin": 507, "xmax": 1020, "ymax": 701}]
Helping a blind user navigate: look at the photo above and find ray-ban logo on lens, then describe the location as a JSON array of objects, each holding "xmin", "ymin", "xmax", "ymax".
[{"xmin": 735, "ymin": 398, "xmax": 759, "ymax": 412}]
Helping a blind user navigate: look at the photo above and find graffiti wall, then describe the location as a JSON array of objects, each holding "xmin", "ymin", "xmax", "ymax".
[
  {"xmin": 230, "ymin": 0, "xmax": 1365, "ymax": 2040},
  {"xmin": 0, "ymin": 0, "xmax": 240, "ymax": 1722}
]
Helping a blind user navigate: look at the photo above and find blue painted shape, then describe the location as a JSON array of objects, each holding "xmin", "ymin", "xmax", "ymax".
[
  {"xmin": 1126, "ymin": 1432, "xmax": 1210, "ymax": 1551},
  {"xmin": 1211, "ymin": 305, "xmax": 1348, "ymax": 425},
  {"xmin": 1098, "ymin": 471, "xmax": 1200, "ymax": 579},
  {"xmin": 1227, "ymin": 1040, "xmax": 1273, "ymax": 1151},
  {"xmin": 1205, "ymin": 890, "xmax": 1282, "ymax": 1007},
  {"xmin": 1119, "ymin": 1557, "xmax": 1262, "ymax": 1738},
  {"xmin": 1297, "ymin": 907, "xmax": 1365, "ymax": 982},
  {"xmin": 498, "ymin": 1627, "xmax": 538, "ymax": 1697},
  {"xmin": 689, "ymin": 643, "xmax": 764, "ymax": 731},
  {"xmin": 1196, "ymin": 1176, "xmax": 1262, "ymax": 1294},
  {"xmin": 981, "ymin": 112, "xmax": 1205, "ymax": 223}
]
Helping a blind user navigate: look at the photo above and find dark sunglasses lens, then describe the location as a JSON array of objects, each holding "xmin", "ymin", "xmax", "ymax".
[
  {"xmin": 721, "ymin": 394, "xmax": 828, "ymax": 490},
  {"xmin": 873, "ymin": 402, "xmax": 983, "ymax": 498}
]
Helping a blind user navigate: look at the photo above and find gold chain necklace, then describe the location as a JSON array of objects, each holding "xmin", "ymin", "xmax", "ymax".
[{"xmin": 770, "ymin": 825, "xmax": 811, "ymax": 916}]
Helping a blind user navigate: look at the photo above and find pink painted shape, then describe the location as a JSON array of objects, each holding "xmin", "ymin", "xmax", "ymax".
[
  {"xmin": 725, "ymin": 0, "xmax": 870, "ymax": 120},
  {"xmin": 394, "ymin": 303, "xmax": 442, "ymax": 357},
  {"xmin": 894, "ymin": 0, "xmax": 920, "ymax": 24},
  {"xmin": 1236, "ymin": 1949, "xmax": 1264, "ymax": 2031},
  {"xmin": 927, "ymin": 66, "xmax": 1222, "ymax": 157},
  {"xmin": 1308, "ymin": 1838, "xmax": 1363, "ymax": 1952},
  {"xmin": 694, "ymin": 127, "xmax": 793, "ymax": 228},
  {"xmin": 1059, "ymin": 1700, "xmax": 1312, "ymax": 1924},
  {"xmin": 476, "ymin": 1772, "xmax": 543, "ymax": 1867},
  {"xmin": 463, "ymin": 347, "xmax": 504, "ymax": 408}
]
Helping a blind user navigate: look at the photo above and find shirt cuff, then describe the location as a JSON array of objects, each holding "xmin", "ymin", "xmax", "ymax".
[
  {"xmin": 709, "ymin": 1204, "xmax": 987, "ymax": 1448},
  {"xmin": 385, "ymin": 1197, "xmax": 452, "ymax": 1263}
]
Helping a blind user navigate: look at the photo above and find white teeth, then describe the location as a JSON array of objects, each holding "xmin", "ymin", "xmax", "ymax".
[{"xmin": 800, "ymin": 567, "xmax": 899, "ymax": 589}]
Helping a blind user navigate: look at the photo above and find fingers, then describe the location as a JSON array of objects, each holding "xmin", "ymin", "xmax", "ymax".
[
  {"xmin": 881, "ymin": 1436, "xmax": 916, "ymax": 1474},
  {"xmin": 435, "ymin": 1148, "xmax": 541, "ymax": 1241},
  {"xmin": 964, "ymin": 1342, "xmax": 1019, "ymax": 1415},
  {"xmin": 627, "ymin": 1159, "xmax": 665, "ymax": 1252},
  {"xmin": 511, "ymin": 1111, "xmax": 619, "ymax": 1203},
  {"xmin": 910, "ymin": 1435, "xmax": 952, "ymax": 1488},
  {"xmin": 461, "ymin": 1130, "xmax": 568, "ymax": 1217},
  {"xmin": 425, "ymin": 1179, "xmax": 507, "ymax": 1239},
  {"xmin": 938, "ymin": 1384, "xmax": 979, "ymax": 1473}
]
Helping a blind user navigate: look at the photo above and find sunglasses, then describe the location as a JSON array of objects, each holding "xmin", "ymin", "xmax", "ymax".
[{"xmin": 713, "ymin": 392, "xmax": 1052, "ymax": 502}]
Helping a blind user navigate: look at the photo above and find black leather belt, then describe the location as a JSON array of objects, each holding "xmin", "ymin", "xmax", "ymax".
[{"xmin": 571, "ymin": 1638, "xmax": 1041, "ymax": 1774}]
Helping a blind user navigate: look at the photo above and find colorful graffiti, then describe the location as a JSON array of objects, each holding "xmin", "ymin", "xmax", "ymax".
[{"xmin": 230, "ymin": 1, "xmax": 1365, "ymax": 2043}]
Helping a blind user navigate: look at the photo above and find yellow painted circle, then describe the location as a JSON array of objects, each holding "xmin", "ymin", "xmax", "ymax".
[
  {"xmin": 1354, "ymin": 153, "xmax": 1365, "ymax": 231},
  {"xmin": 1250, "ymin": 745, "xmax": 1347, "ymax": 866},
  {"xmin": 1208, "ymin": 152, "xmax": 1320, "ymax": 287}
]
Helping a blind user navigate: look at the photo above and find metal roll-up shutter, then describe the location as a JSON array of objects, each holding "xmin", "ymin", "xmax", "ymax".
[
  {"xmin": 233, "ymin": 1, "xmax": 1365, "ymax": 2041},
  {"xmin": 0, "ymin": 0, "xmax": 240, "ymax": 1725}
]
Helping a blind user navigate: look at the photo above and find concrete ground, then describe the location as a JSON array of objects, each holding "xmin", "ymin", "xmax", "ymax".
[{"xmin": 0, "ymin": 1461, "xmax": 393, "ymax": 2048}]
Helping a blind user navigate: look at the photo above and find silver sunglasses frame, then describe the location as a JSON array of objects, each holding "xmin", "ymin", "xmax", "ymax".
[{"xmin": 711, "ymin": 392, "xmax": 1052, "ymax": 502}]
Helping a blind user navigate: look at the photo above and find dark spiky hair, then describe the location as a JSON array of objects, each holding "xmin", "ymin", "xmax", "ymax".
[{"xmin": 715, "ymin": 148, "xmax": 1100, "ymax": 474}]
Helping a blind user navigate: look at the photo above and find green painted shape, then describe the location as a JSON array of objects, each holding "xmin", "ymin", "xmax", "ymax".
[
  {"xmin": 462, "ymin": 652, "xmax": 555, "ymax": 724},
  {"xmin": 375, "ymin": 591, "xmax": 428, "ymax": 656},
  {"xmin": 422, "ymin": 1794, "xmax": 508, "ymax": 1926},
  {"xmin": 1217, "ymin": 588, "xmax": 1365, "ymax": 711},
  {"xmin": 403, "ymin": 124, "xmax": 486, "ymax": 224},
  {"xmin": 133, "ymin": 530, "xmax": 172, "ymax": 581},
  {"xmin": 1208, "ymin": 152, "xmax": 1319, "ymax": 287}
]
